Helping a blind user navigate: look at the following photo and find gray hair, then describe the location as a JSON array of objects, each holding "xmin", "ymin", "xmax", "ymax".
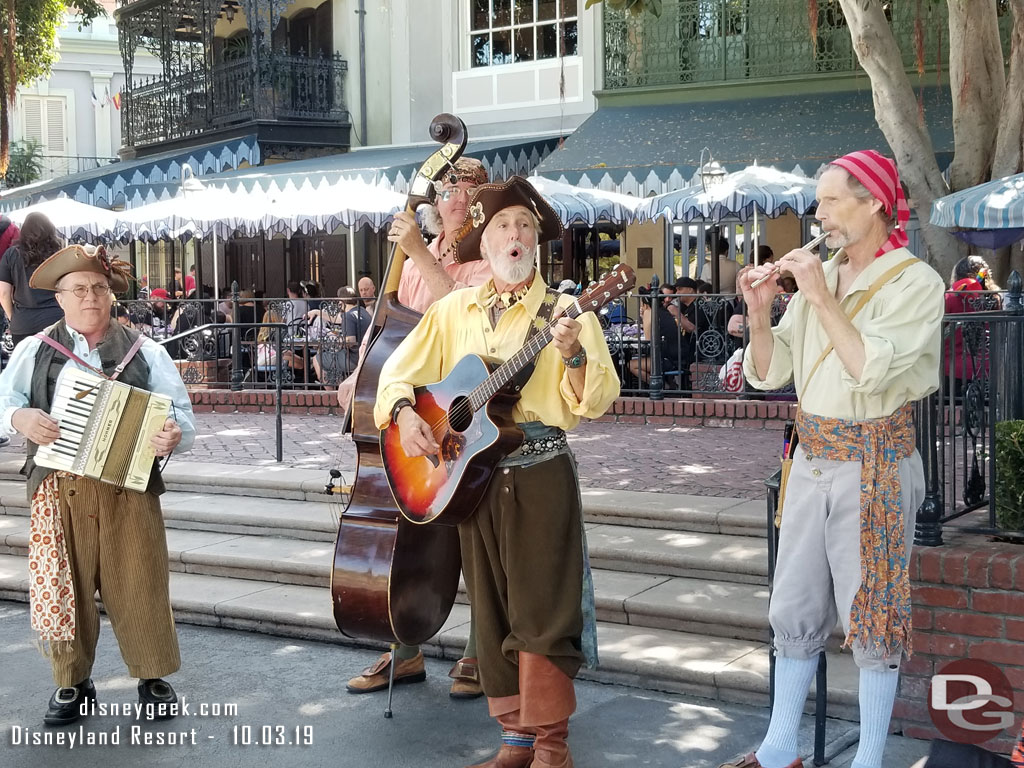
[
  {"xmin": 827, "ymin": 164, "xmax": 896, "ymax": 230},
  {"xmin": 479, "ymin": 210, "xmax": 544, "ymax": 262}
]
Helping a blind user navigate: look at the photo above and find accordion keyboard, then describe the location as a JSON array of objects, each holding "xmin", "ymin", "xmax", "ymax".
[{"xmin": 35, "ymin": 368, "xmax": 172, "ymax": 492}]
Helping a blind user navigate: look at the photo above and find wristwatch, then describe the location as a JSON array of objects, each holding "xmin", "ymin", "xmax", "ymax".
[
  {"xmin": 391, "ymin": 398, "xmax": 413, "ymax": 423},
  {"xmin": 562, "ymin": 347, "xmax": 587, "ymax": 369}
]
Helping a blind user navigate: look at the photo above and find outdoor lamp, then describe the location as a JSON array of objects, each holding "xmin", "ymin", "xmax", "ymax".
[{"xmin": 698, "ymin": 147, "xmax": 727, "ymax": 193}]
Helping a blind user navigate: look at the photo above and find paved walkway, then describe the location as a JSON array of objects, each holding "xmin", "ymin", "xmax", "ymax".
[{"xmin": 1, "ymin": 414, "xmax": 780, "ymax": 499}]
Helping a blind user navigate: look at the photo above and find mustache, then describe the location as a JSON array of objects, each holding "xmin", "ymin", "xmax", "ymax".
[{"xmin": 497, "ymin": 240, "xmax": 533, "ymax": 260}]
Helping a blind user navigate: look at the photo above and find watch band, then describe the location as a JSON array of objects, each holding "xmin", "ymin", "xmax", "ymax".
[
  {"xmin": 391, "ymin": 398, "xmax": 413, "ymax": 423},
  {"xmin": 562, "ymin": 347, "xmax": 587, "ymax": 369}
]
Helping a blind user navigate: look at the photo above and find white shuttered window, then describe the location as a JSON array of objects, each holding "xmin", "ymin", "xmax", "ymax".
[{"xmin": 19, "ymin": 95, "xmax": 68, "ymax": 155}]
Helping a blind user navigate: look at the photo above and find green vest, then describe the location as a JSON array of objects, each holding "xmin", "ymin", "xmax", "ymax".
[{"xmin": 23, "ymin": 319, "xmax": 166, "ymax": 499}]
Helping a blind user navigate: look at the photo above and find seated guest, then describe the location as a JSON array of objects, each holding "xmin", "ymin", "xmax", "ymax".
[{"xmin": 629, "ymin": 287, "xmax": 684, "ymax": 387}]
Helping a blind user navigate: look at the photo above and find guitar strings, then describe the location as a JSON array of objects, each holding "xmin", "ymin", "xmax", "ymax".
[{"xmin": 423, "ymin": 302, "xmax": 585, "ymax": 434}]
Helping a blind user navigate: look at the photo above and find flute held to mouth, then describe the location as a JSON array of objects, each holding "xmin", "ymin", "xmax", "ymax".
[{"xmin": 750, "ymin": 230, "xmax": 830, "ymax": 288}]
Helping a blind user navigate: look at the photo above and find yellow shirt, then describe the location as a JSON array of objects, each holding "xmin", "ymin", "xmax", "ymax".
[
  {"xmin": 743, "ymin": 247, "xmax": 945, "ymax": 420},
  {"xmin": 375, "ymin": 273, "xmax": 620, "ymax": 430}
]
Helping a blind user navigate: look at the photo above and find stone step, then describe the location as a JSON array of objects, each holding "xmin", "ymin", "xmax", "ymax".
[
  {"xmin": 0, "ymin": 460, "xmax": 767, "ymax": 540},
  {"xmin": 0, "ymin": 516, "xmax": 771, "ymax": 639},
  {"xmin": 0, "ymin": 556, "xmax": 857, "ymax": 719},
  {"xmin": 0, "ymin": 508, "xmax": 767, "ymax": 595}
]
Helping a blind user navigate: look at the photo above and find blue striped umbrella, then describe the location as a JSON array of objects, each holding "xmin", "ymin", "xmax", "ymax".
[
  {"xmin": 527, "ymin": 175, "xmax": 642, "ymax": 226},
  {"xmin": 930, "ymin": 172, "xmax": 1024, "ymax": 248},
  {"xmin": 636, "ymin": 166, "xmax": 818, "ymax": 223}
]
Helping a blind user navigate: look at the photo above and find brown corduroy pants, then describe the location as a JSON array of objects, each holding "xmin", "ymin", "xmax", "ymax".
[
  {"xmin": 458, "ymin": 453, "xmax": 584, "ymax": 700},
  {"xmin": 47, "ymin": 475, "xmax": 180, "ymax": 687}
]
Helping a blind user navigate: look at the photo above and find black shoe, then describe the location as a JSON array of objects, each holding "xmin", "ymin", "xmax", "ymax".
[
  {"xmin": 137, "ymin": 678, "xmax": 177, "ymax": 721},
  {"xmin": 44, "ymin": 679, "xmax": 96, "ymax": 727},
  {"xmin": 0, "ymin": 435, "xmax": 9, "ymax": 447}
]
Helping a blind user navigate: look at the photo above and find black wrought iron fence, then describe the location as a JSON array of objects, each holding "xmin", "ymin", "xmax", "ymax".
[
  {"xmin": 915, "ymin": 274, "xmax": 1024, "ymax": 542},
  {"xmin": 122, "ymin": 284, "xmax": 364, "ymax": 392},
  {"xmin": 602, "ymin": 275, "xmax": 795, "ymax": 400}
]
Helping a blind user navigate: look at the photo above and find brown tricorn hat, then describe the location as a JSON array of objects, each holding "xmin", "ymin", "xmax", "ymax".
[
  {"xmin": 452, "ymin": 176, "xmax": 563, "ymax": 264},
  {"xmin": 30, "ymin": 244, "xmax": 132, "ymax": 293}
]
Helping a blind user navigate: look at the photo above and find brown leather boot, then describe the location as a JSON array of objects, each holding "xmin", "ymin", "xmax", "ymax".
[
  {"xmin": 345, "ymin": 651, "xmax": 426, "ymax": 694},
  {"xmin": 517, "ymin": 653, "xmax": 576, "ymax": 768},
  {"xmin": 530, "ymin": 719, "xmax": 572, "ymax": 768},
  {"xmin": 466, "ymin": 709, "xmax": 535, "ymax": 768}
]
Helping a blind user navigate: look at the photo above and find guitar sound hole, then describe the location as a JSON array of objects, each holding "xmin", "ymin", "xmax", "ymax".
[{"xmin": 448, "ymin": 396, "xmax": 472, "ymax": 432}]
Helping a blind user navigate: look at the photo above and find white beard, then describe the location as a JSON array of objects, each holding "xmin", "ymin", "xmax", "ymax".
[{"xmin": 487, "ymin": 241, "xmax": 536, "ymax": 285}]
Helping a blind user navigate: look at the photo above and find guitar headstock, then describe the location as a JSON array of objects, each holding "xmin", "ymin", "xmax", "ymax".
[{"xmin": 575, "ymin": 264, "xmax": 637, "ymax": 314}]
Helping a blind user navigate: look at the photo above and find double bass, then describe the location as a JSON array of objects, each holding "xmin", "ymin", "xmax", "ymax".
[{"xmin": 330, "ymin": 114, "xmax": 467, "ymax": 646}]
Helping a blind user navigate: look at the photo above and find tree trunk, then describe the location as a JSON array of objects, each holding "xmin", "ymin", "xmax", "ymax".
[
  {"xmin": 946, "ymin": 1, "xmax": 1004, "ymax": 191},
  {"xmin": 837, "ymin": 0, "xmax": 966, "ymax": 278},
  {"xmin": 993, "ymin": 0, "xmax": 1024, "ymax": 178}
]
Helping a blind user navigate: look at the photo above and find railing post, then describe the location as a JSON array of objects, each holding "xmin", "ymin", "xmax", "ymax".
[
  {"xmin": 230, "ymin": 281, "xmax": 244, "ymax": 392},
  {"xmin": 649, "ymin": 274, "xmax": 664, "ymax": 401},
  {"xmin": 915, "ymin": 391, "xmax": 944, "ymax": 547}
]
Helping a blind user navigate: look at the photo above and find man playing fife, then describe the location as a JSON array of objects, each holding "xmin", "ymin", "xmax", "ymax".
[
  {"xmin": 0, "ymin": 245, "xmax": 196, "ymax": 726},
  {"xmin": 375, "ymin": 177, "xmax": 619, "ymax": 768},
  {"xmin": 721, "ymin": 151, "xmax": 945, "ymax": 768}
]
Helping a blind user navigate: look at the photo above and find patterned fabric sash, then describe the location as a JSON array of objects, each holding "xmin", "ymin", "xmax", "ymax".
[
  {"xmin": 795, "ymin": 405, "xmax": 916, "ymax": 657},
  {"xmin": 29, "ymin": 472, "xmax": 76, "ymax": 654}
]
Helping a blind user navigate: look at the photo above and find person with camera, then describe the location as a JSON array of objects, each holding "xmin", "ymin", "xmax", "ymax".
[{"xmin": 628, "ymin": 284, "xmax": 683, "ymax": 388}]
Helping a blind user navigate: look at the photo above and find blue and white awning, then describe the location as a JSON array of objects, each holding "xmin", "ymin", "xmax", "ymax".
[
  {"xmin": 7, "ymin": 198, "xmax": 120, "ymax": 242},
  {"xmin": 931, "ymin": 172, "xmax": 1024, "ymax": 248},
  {"xmin": 637, "ymin": 166, "xmax": 819, "ymax": 223}
]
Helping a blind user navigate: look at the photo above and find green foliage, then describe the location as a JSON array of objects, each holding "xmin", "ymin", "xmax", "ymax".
[
  {"xmin": 3, "ymin": 2, "xmax": 106, "ymax": 89},
  {"xmin": 2, "ymin": 139, "xmax": 43, "ymax": 188},
  {"xmin": 995, "ymin": 420, "xmax": 1024, "ymax": 531},
  {"xmin": 585, "ymin": 0, "xmax": 663, "ymax": 18}
]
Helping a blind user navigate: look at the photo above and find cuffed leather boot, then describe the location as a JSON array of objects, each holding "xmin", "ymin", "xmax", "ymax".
[{"xmin": 465, "ymin": 705, "xmax": 535, "ymax": 768}]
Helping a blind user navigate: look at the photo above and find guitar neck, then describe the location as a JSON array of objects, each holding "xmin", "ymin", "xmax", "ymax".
[{"xmin": 466, "ymin": 300, "xmax": 584, "ymax": 412}]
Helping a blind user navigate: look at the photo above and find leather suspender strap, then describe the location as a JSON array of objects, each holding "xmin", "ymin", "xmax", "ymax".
[
  {"xmin": 34, "ymin": 332, "xmax": 148, "ymax": 382},
  {"xmin": 509, "ymin": 289, "xmax": 561, "ymax": 392},
  {"xmin": 799, "ymin": 256, "xmax": 919, "ymax": 399}
]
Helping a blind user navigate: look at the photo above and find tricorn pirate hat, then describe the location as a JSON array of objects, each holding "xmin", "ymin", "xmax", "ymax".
[
  {"xmin": 452, "ymin": 176, "xmax": 563, "ymax": 264},
  {"xmin": 30, "ymin": 244, "xmax": 132, "ymax": 294}
]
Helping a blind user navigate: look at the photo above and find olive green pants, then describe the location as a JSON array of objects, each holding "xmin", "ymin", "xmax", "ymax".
[
  {"xmin": 458, "ymin": 453, "xmax": 584, "ymax": 698},
  {"xmin": 48, "ymin": 475, "xmax": 180, "ymax": 687}
]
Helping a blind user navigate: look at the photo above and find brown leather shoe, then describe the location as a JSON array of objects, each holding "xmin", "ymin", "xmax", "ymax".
[
  {"xmin": 449, "ymin": 657, "xmax": 484, "ymax": 699},
  {"xmin": 466, "ymin": 745, "xmax": 534, "ymax": 768},
  {"xmin": 718, "ymin": 753, "xmax": 803, "ymax": 768},
  {"xmin": 346, "ymin": 651, "xmax": 426, "ymax": 694}
]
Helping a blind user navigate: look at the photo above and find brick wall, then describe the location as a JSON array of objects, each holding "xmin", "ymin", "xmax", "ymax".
[
  {"xmin": 187, "ymin": 390, "xmax": 798, "ymax": 426},
  {"xmin": 893, "ymin": 533, "xmax": 1024, "ymax": 754}
]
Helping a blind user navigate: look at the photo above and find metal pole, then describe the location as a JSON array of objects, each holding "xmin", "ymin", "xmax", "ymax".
[
  {"xmin": 230, "ymin": 280, "xmax": 244, "ymax": 392},
  {"xmin": 649, "ymin": 274, "xmax": 663, "ymax": 401},
  {"xmin": 914, "ymin": 391, "xmax": 944, "ymax": 547},
  {"xmin": 275, "ymin": 329, "xmax": 283, "ymax": 463}
]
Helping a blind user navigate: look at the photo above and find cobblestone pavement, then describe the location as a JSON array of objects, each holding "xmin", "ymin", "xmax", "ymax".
[{"xmin": 0, "ymin": 413, "xmax": 780, "ymax": 499}]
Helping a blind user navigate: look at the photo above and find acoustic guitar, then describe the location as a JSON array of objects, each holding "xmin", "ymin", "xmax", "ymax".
[{"xmin": 381, "ymin": 264, "xmax": 636, "ymax": 526}]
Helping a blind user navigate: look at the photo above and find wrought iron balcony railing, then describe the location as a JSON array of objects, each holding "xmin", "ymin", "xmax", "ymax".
[
  {"xmin": 602, "ymin": 0, "xmax": 1003, "ymax": 89},
  {"xmin": 122, "ymin": 50, "xmax": 349, "ymax": 148}
]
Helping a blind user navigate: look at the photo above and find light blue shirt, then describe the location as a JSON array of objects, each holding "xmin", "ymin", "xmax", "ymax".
[{"xmin": 0, "ymin": 327, "xmax": 196, "ymax": 453}]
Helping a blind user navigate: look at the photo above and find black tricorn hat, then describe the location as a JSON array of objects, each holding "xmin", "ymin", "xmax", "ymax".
[{"xmin": 452, "ymin": 176, "xmax": 563, "ymax": 264}]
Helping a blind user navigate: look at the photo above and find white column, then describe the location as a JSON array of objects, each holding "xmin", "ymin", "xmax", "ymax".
[{"xmin": 91, "ymin": 71, "xmax": 114, "ymax": 159}]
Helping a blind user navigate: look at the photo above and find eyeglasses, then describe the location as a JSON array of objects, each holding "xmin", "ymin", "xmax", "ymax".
[
  {"xmin": 438, "ymin": 186, "xmax": 478, "ymax": 202},
  {"xmin": 59, "ymin": 284, "xmax": 112, "ymax": 298}
]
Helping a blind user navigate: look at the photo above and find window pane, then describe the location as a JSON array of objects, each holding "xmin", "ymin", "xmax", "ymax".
[
  {"xmin": 492, "ymin": 28, "xmax": 513, "ymax": 64},
  {"xmin": 514, "ymin": 26, "xmax": 535, "ymax": 62},
  {"xmin": 562, "ymin": 0, "xmax": 577, "ymax": 15},
  {"xmin": 493, "ymin": 0, "xmax": 511, "ymax": 27},
  {"xmin": 537, "ymin": 22, "xmax": 557, "ymax": 58},
  {"xmin": 537, "ymin": 0, "xmax": 556, "ymax": 22},
  {"xmin": 562, "ymin": 19, "xmax": 578, "ymax": 55},
  {"xmin": 514, "ymin": 0, "xmax": 534, "ymax": 24},
  {"xmin": 472, "ymin": 33, "xmax": 491, "ymax": 67},
  {"xmin": 472, "ymin": 0, "xmax": 489, "ymax": 30}
]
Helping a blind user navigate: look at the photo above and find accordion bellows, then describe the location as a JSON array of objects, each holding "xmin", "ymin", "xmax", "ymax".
[{"xmin": 34, "ymin": 368, "xmax": 171, "ymax": 492}]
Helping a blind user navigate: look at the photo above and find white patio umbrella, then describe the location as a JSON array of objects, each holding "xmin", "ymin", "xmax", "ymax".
[
  {"xmin": 8, "ymin": 197, "xmax": 120, "ymax": 242},
  {"xmin": 527, "ymin": 175, "xmax": 642, "ymax": 226}
]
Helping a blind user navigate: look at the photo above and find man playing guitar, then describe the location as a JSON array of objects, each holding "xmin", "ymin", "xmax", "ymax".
[{"xmin": 375, "ymin": 177, "xmax": 619, "ymax": 768}]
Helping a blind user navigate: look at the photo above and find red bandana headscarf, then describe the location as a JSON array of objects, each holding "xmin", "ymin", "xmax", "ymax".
[{"xmin": 830, "ymin": 150, "xmax": 910, "ymax": 258}]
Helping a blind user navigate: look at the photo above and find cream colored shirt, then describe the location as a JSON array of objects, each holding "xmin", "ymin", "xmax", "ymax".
[
  {"xmin": 743, "ymin": 247, "xmax": 945, "ymax": 420},
  {"xmin": 375, "ymin": 273, "xmax": 620, "ymax": 430}
]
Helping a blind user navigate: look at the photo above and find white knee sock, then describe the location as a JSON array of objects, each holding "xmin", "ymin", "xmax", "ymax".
[
  {"xmin": 755, "ymin": 655, "xmax": 819, "ymax": 768},
  {"xmin": 850, "ymin": 667, "xmax": 899, "ymax": 768}
]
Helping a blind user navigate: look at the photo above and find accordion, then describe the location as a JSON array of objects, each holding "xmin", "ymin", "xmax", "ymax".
[{"xmin": 34, "ymin": 368, "xmax": 172, "ymax": 492}]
